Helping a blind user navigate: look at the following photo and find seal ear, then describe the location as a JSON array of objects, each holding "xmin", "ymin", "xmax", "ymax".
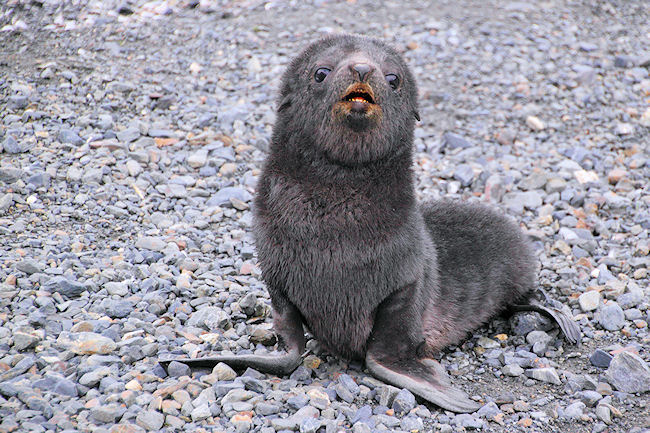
[
  {"xmin": 413, "ymin": 110, "xmax": 420, "ymax": 121},
  {"xmin": 277, "ymin": 94, "xmax": 292, "ymax": 112}
]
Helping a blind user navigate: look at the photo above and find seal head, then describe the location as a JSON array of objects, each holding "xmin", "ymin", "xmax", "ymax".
[{"xmin": 273, "ymin": 34, "xmax": 420, "ymax": 165}]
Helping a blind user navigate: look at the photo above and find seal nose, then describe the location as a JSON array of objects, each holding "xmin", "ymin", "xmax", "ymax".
[{"xmin": 350, "ymin": 63, "xmax": 373, "ymax": 82}]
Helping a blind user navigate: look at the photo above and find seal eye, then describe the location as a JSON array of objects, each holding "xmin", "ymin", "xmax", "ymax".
[
  {"xmin": 314, "ymin": 68, "xmax": 331, "ymax": 83},
  {"xmin": 385, "ymin": 74, "xmax": 400, "ymax": 90}
]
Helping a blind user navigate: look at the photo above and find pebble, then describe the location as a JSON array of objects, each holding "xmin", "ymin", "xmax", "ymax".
[
  {"xmin": 590, "ymin": 349, "xmax": 614, "ymax": 368},
  {"xmin": 579, "ymin": 290, "xmax": 600, "ymax": 311},
  {"xmin": 606, "ymin": 352, "xmax": 650, "ymax": 393},
  {"xmin": 525, "ymin": 368, "xmax": 562, "ymax": 385},
  {"xmin": 598, "ymin": 302, "xmax": 625, "ymax": 331}
]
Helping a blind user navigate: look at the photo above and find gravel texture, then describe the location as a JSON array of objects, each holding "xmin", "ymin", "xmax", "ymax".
[{"xmin": 1, "ymin": 0, "xmax": 649, "ymax": 432}]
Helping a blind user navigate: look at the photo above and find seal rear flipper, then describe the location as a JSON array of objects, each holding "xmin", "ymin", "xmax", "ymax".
[
  {"xmin": 366, "ymin": 352, "xmax": 481, "ymax": 413},
  {"xmin": 509, "ymin": 289, "xmax": 581, "ymax": 344}
]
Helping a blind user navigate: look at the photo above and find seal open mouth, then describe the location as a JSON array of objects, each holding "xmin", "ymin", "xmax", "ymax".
[{"xmin": 341, "ymin": 83, "xmax": 376, "ymax": 112}]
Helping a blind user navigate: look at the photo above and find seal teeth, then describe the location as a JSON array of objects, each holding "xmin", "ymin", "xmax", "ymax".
[{"xmin": 344, "ymin": 91, "xmax": 373, "ymax": 103}]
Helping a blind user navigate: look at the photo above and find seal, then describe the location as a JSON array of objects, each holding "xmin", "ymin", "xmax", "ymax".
[{"xmin": 162, "ymin": 34, "xmax": 580, "ymax": 413}]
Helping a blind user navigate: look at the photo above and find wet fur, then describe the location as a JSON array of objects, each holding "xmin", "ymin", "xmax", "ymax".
[{"xmin": 254, "ymin": 34, "xmax": 536, "ymax": 361}]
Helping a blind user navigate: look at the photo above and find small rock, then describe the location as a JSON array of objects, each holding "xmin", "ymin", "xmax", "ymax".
[
  {"xmin": 188, "ymin": 149, "xmax": 208, "ymax": 168},
  {"xmin": 579, "ymin": 290, "xmax": 600, "ymax": 312},
  {"xmin": 606, "ymin": 351, "xmax": 650, "ymax": 393},
  {"xmin": 502, "ymin": 364, "xmax": 524, "ymax": 377},
  {"xmin": 16, "ymin": 258, "xmax": 45, "ymax": 275},
  {"xmin": 442, "ymin": 132, "xmax": 472, "ymax": 150},
  {"xmin": 598, "ymin": 302, "xmax": 625, "ymax": 331},
  {"xmin": 590, "ymin": 349, "xmax": 614, "ymax": 368},
  {"xmin": 525, "ymin": 367, "xmax": 562, "ymax": 385},
  {"xmin": 135, "ymin": 236, "xmax": 167, "ymax": 251},
  {"xmin": 213, "ymin": 363, "xmax": 237, "ymax": 381},
  {"xmin": 561, "ymin": 401, "xmax": 585, "ymax": 420},
  {"xmin": 136, "ymin": 410, "xmax": 164, "ymax": 430},
  {"xmin": 58, "ymin": 129, "xmax": 83, "ymax": 145},
  {"xmin": 167, "ymin": 361, "xmax": 191, "ymax": 378},
  {"xmin": 392, "ymin": 388, "xmax": 416, "ymax": 416},
  {"xmin": 526, "ymin": 115, "xmax": 545, "ymax": 131}
]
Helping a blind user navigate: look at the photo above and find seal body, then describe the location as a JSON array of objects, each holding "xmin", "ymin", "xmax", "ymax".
[{"xmin": 253, "ymin": 34, "xmax": 535, "ymax": 362}]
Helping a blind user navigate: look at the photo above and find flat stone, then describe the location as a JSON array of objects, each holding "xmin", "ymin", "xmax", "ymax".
[
  {"xmin": 525, "ymin": 367, "xmax": 561, "ymax": 385},
  {"xmin": 442, "ymin": 132, "xmax": 472, "ymax": 149},
  {"xmin": 136, "ymin": 410, "xmax": 164, "ymax": 431},
  {"xmin": 598, "ymin": 302, "xmax": 625, "ymax": 331},
  {"xmin": 16, "ymin": 258, "xmax": 45, "ymax": 275},
  {"xmin": 590, "ymin": 349, "xmax": 614, "ymax": 368},
  {"xmin": 58, "ymin": 129, "xmax": 83, "ymax": 145},
  {"xmin": 392, "ymin": 388, "xmax": 416, "ymax": 416},
  {"xmin": 579, "ymin": 290, "xmax": 600, "ymax": 312},
  {"xmin": 68, "ymin": 332, "xmax": 117, "ymax": 355},
  {"xmin": 502, "ymin": 364, "xmax": 524, "ymax": 377},
  {"xmin": 205, "ymin": 186, "xmax": 253, "ymax": 207},
  {"xmin": 135, "ymin": 236, "xmax": 167, "ymax": 251},
  {"xmin": 42, "ymin": 276, "xmax": 87, "ymax": 298},
  {"xmin": 606, "ymin": 351, "xmax": 650, "ymax": 393}
]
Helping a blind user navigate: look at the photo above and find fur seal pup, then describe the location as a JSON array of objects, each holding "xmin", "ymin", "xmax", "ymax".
[{"xmin": 162, "ymin": 34, "xmax": 580, "ymax": 413}]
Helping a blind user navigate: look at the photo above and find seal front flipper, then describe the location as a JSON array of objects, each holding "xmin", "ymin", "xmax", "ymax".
[
  {"xmin": 508, "ymin": 288, "xmax": 581, "ymax": 344},
  {"xmin": 160, "ymin": 298, "xmax": 305, "ymax": 376},
  {"xmin": 365, "ymin": 284, "xmax": 480, "ymax": 413},
  {"xmin": 366, "ymin": 352, "xmax": 480, "ymax": 413}
]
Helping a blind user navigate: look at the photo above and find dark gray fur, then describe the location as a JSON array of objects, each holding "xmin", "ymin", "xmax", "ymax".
[{"xmin": 163, "ymin": 34, "xmax": 579, "ymax": 413}]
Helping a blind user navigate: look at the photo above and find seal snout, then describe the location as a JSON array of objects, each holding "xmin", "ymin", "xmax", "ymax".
[{"xmin": 350, "ymin": 63, "xmax": 373, "ymax": 82}]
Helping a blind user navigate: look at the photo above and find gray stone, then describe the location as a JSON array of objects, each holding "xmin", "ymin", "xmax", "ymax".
[
  {"xmin": 378, "ymin": 384, "xmax": 400, "ymax": 407},
  {"xmin": 104, "ymin": 281, "xmax": 129, "ymax": 296},
  {"xmin": 0, "ymin": 193, "xmax": 13, "ymax": 213},
  {"xmin": 7, "ymin": 94, "xmax": 28, "ymax": 110},
  {"xmin": 42, "ymin": 276, "xmax": 87, "ymax": 298},
  {"xmin": 135, "ymin": 236, "xmax": 167, "ymax": 251},
  {"xmin": 454, "ymin": 413, "xmax": 485, "ymax": 429},
  {"xmin": 606, "ymin": 351, "xmax": 650, "ymax": 393},
  {"xmin": 191, "ymin": 403, "xmax": 211, "ymax": 421},
  {"xmin": 167, "ymin": 361, "xmax": 191, "ymax": 378},
  {"xmin": 577, "ymin": 390, "xmax": 602, "ymax": 407},
  {"xmin": 598, "ymin": 302, "xmax": 625, "ymax": 331},
  {"xmin": 58, "ymin": 128, "xmax": 83, "ymax": 145},
  {"xmin": 188, "ymin": 149, "xmax": 208, "ymax": 168},
  {"xmin": 442, "ymin": 132, "xmax": 472, "ymax": 149},
  {"xmin": 206, "ymin": 186, "xmax": 253, "ymax": 207},
  {"xmin": 561, "ymin": 401, "xmax": 585, "ymax": 420},
  {"xmin": 578, "ymin": 290, "xmax": 600, "ymax": 312},
  {"xmin": 16, "ymin": 258, "xmax": 45, "ymax": 275},
  {"xmin": 136, "ymin": 410, "xmax": 164, "ymax": 430},
  {"xmin": 453, "ymin": 164, "xmax": 474, "ymax": 186},
  {"xmin": 400, "ymin": 416, "xmax": 424, "ymax": 431},
  {"xmin": 187, "ymin": 306, "xmax": 230, "ymax": 330},
  {"xmin": 590, "ymin": 349, "xmax": 613, "ymax": 368},
  {"xmin": 13, "ymin": 332, "xmax": 41, "ymax": 351},
  {"xmin": 502, "ymin": 364, "xmax": 524, "ymax": 377},
  {"xmin": 91, "ymin": 404, "xmax": 124, "ymax": 424},
  {"xmin": 525, "ymin": 367, "xmax": 562, "ymax": 385},
  {"xmin": 392, "ymin": 388, "xmax": 416, "ymax": 416},
  {"xmin": 2, "ymin": 135, "xmax": 23, "ymax": 153}
]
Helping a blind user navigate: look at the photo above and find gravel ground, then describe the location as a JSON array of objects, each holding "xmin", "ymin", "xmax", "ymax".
[{"xmin": 1, "ymin": 0, "xmax": 649, "ymax": 432}]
